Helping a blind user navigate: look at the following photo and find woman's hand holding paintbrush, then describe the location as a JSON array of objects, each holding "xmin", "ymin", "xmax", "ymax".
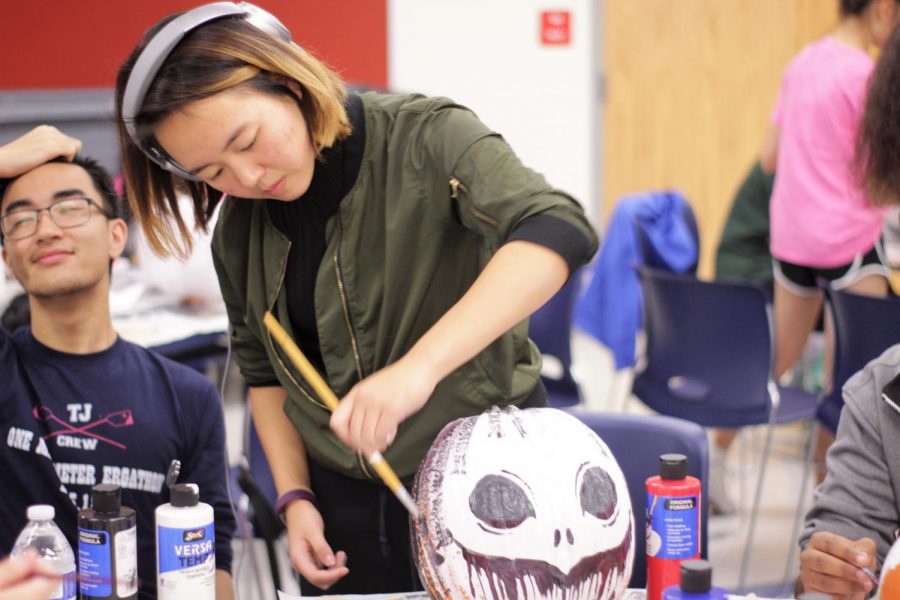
[
  {"xmin": 262, "ymin": 313, "xmax": 420, "ymax": 518},
  {"xmin": 330, "ymin": 355, "xmax": 434, "ymax": 455}
]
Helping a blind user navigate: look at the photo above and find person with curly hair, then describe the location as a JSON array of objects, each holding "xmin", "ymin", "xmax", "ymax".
[
  {"xmin": 794, "ymin": 18, "xmax": 900, "ymax": 600},
  {"xmin": 857, "ymin": 22, "xmax": 900, "ymax": 204}
]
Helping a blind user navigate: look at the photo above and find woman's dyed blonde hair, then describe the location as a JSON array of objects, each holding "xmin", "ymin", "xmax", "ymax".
[{"xmin": 115, "ymin": 14, "xmax": 350, "ymax": 258}]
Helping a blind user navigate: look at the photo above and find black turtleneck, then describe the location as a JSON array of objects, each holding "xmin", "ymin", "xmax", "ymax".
[{"xmin": 266, "ymin": 94, "xmax": 365, "ymax": 374}]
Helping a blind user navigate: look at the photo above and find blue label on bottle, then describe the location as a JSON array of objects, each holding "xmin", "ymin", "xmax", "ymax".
[
  {"xmin": 78, "ymin": 528, "xmax": 111, "ymax": 596},
  {"xmin": 49, "ymin": 567, "xmax": 76, "ymax": 600},
  {"xmin": 157, "ymin": 523, "xmax": 215, "ymax": 575},
  {"xmin": 62, "ymin": 568, "xmax": 76, "ymax": 600},
  {"xmin": 646, "ymin": 492, "xmax": 699, "ymax": 559}
]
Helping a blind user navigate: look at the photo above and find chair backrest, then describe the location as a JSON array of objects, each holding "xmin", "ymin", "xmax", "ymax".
[
  {"xmin": 819, "ymin": 289, "xmax": 900, "ymax": 432},
  {"xmin": 232, "ymin": 404, "xmax": 281, "ymax": 535},
  {"xmin": 633, "ymin": 267, "xmax": 775, "ymax": 427},
  {"xmin": 231, "ymin": 402, "xmax": 284, "ymax": 593},
  {"xmin": 569, "ymin": 410, "xmax": 709, "ymax": 589},
  {"xmin": 573, "ymin": 192, "xmax": 698, "ymax": 370},
  {"xmin": 529, "ymin": 274, "xmax": 581, "ymax": 407}
]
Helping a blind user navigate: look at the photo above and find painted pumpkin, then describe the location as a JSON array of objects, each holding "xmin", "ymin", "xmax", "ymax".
[{"xmin": 413, "ymin": 406, "xmax": 634, "ymax": 600}]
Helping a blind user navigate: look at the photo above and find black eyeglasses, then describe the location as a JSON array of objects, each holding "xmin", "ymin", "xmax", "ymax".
[{"xmin": 0, "ymin": 197, "xmax": 113, "ymax": 241}]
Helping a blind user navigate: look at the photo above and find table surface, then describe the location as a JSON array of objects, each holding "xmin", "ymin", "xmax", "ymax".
[{"xmin": 277, "ymin": 591, "xmax": 777, "ymax": 600}]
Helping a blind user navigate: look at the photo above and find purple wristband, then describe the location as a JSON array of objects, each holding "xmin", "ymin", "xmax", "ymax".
[{"xmin": 274, "ymin": 488, "xmax": 319, "ymax": 516}]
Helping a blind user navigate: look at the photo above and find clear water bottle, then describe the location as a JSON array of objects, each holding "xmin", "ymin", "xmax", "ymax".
[{"xmin": 11, "ymin": 504, "xmax": 77, "ymax": 600}]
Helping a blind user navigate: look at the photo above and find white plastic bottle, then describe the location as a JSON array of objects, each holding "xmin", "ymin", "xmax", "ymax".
[
  {"xmin": 155, "ymin": 483, "xmax": 215, "ymax": 599},
  {"xmin": 11, "ymin": 504, "xmax": 77, "ymax": 600}
]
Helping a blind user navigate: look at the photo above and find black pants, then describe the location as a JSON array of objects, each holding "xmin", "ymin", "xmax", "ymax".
[
  {"xmin": 299, "ymin": 460, "xmax": 422, "ymax": 595},
  {"xmin": 299, "ymin": 381, "xmax": 548, "ymax": 595}
]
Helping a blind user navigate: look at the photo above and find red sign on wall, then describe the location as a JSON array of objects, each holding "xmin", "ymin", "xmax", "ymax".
[{"xmin": 540, "ymin": 10, "xmax": 571, "ymax": 46}]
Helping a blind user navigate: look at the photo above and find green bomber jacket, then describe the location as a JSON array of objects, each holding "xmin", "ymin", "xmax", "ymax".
[{"xmin": 211, "ymin": 92, "xmax": 599, "ymax": 479}]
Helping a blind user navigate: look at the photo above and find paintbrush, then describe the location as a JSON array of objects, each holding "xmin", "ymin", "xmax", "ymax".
[
  {"xmin": 262, "ymin": 312, "xmax": 419, "ymax": 519},
  {"xmin": 860, "ymin": 565, "xmax": 879, "ymax": 586}
]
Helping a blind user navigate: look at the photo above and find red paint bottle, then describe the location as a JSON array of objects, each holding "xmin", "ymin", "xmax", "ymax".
[{"xmin": 646, "ymin": 453, "xmax": 701, "ymax": 600}]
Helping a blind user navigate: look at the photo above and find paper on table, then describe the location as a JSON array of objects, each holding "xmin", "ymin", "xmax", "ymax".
[
  {"xmin": 621, "ymin": 593, "xmax": 767, "ymax": 600},
  {"xmin": 113, "ymin": 305, "xmax": 228, "ymax": 348}
]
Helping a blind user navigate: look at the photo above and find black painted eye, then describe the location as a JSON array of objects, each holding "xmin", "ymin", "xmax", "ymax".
[
  {"xmin": 469, "ymin": 474, "xmax": 535, "ymax": 529},
  {"xmin": 580, "ymin": 466, "xmax": 617, "ymax": 520}
]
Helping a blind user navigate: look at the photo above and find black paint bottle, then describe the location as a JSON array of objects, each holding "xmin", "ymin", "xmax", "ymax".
[{"xmin": 77, "ymin": 484, "xmax": 138, "ymax": 599}]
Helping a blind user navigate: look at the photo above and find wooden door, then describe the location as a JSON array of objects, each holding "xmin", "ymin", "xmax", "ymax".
[{"xmin": 603, "ymin": 0, "xmax": 836, "ymax": 276}]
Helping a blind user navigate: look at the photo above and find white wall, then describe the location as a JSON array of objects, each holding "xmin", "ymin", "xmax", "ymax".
[{"xmin": 388, "ymin": 0, "xmax": 602, "ymax": 223}]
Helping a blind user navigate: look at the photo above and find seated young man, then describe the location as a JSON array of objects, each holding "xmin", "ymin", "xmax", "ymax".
[
  {"xmin": 797, "ymin": 342, "xmax": 900, "ymax": 599},
  {"xmin": 0, "ymin": 127, "xmax": 235, "ymax": 599}
]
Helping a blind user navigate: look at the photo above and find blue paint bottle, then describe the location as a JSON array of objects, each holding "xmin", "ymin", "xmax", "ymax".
[{"xmin": 662, "ymin": 559, "xmax": 727, "ymax": 600}]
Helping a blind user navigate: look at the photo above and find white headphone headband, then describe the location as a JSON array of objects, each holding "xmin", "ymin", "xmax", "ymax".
[{"xmin": 121, "ymin": 1, "xmax": 291, "ymax": 180}]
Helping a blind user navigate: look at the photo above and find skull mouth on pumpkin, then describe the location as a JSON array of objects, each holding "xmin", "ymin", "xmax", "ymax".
[
  {"xmin": 456, "ymin": 523, "xmax": 633, "ymax": 599},
  {"xmin": 414, "ymin": 407, "xmax": 634, "ymax": 600}
]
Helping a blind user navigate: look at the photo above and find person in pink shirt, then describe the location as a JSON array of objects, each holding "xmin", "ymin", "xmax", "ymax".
[
  {"xmin": 763, "ymin": 0, "xmax": 898, "ymax": 382},
  {"xmin": 708, "ymin": 0, "xmax": 899, "ymax": 516}
]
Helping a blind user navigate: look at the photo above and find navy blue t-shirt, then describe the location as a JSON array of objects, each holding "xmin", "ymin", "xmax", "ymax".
[{"xmin": 0, "ymin": 328, "xmax": 235, "ymax": 599}]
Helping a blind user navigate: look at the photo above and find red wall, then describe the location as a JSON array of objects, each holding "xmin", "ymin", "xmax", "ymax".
[{"xmin": 0, "ymin": 0, "xmax": 387, "ymax": 90}]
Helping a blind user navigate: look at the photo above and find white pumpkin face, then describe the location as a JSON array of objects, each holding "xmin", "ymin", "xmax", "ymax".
[{"xmin": 414, "ymin": 406, "xmax": 634, "ymax": 600}]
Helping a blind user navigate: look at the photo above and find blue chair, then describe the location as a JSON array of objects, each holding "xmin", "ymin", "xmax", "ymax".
[
  {"xmin": 632, "ymin": 267, "xmax": 818, "ymax": 591},
  {"xmin": 529, "ymin": 274, "xmax": 582, "ymax": 407},
  {"xmin": 818, "ymin": 288, "xmax": 900, "ymax": 433},
  {"xmin": 570, "ymin": 410, "xmax": 708, "ymax": 589},
  {"xmin": 231, "ymin": 403, "xmax": 284, "ymax": 596}
]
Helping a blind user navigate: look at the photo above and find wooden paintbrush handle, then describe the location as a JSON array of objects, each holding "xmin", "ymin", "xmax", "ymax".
[
  {"xmin": 263, "ymin": 312, "xmax": 340, "ymax": 411},
  {"xmin": 262, "ymin": 311, "xmax": 420, "ymax": 518}
]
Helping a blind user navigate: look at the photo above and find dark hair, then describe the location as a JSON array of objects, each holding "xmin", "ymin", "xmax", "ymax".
[
  {"xmin": 0, "ymin": 155, "xmax": 120, "ymax": 217},
  {"xmin": 115, "ymin": 12, "xmax": 348, "ymax": 258},
  {"xmin": 841, "ymin": 0, "xmax": 900, "ymax": 15},
  {"xmin": 0, "ymin": 155, "xmax": 121, "ymax": 245},
  {"xmin": 856, "ymin": 25, "xmax": 900, "ymax": 205},
  {"xmin": 841, "ymin": 0, "xmax": 876, "ymax": 16},
  {"xmin": 0, "ymin": 293, "xmax": 29, "ymax": 333}
]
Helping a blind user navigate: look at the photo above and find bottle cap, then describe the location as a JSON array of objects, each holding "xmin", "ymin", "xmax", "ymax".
[
  {"xmin": 26, "ymin": 505, "xmax": 54, "ymax": 521},
  {"xmin": 679, "ymin": 559, "xmax": 713, "ymax": 592},
  {"xmin": 91, "ymin": 484, "xmax": 122, "ymax": 514},
  {"xmin": 659, "ymin": 453, "xmax": 688, "ymax": 480},
  {"xmin": 170, "ymin": 483, "xmax": 200, "ymax": 507}
]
